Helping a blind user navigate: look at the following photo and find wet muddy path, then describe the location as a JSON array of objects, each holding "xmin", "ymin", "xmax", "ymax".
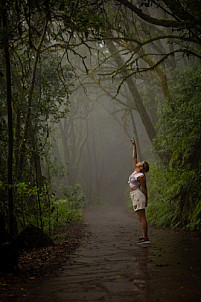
[{"xmin": 16, "ymin": 205, "xmax": 201, "ymax": 302}]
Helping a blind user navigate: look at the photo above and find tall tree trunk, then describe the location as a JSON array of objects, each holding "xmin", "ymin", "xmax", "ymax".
[
  {"xmin": 17, "ymin": 20, "xmax": 48, "ymax": 175},
  {"xmin": 138, "ymin": 48, "xmax": 175, "ymax": 111},
  {"xmin": 2, "ymin": 6, "xmax": 16, "ymax": 236},
  {"xmin": 106, "ymin": 41, "xmax": 156, "ymax": 141},
  {"xmin": 34, "ymin": 152, "xmax": 44, "ymax": 231},
  {"xmin": 59, "ymin": 119, "xmax": 70, "ymax": 184}
]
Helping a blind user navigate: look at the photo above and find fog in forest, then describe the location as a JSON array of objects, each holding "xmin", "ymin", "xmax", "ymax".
[
  {"xmin": 51, "ymin": 76, "xmax": 152, "ymax": 205},
  {"xmin": 49, "ymin": 33, "xmax": 197, "ymax": 206}
]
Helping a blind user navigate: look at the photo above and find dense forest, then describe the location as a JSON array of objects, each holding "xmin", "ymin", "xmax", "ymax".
[{"xmin": 0, "ymin": 0, "xmax": 201, "ymax": 255}]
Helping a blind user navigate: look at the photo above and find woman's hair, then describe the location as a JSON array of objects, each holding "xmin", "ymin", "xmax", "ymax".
[{"xmin": 143, "ymin": 161, "xmax": 149, "ymax": 173}]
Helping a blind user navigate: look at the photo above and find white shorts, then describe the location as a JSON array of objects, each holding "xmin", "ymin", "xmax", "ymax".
[{"xmin": 130, "ymin": 189, "xmax": 146, "ymax": 212}]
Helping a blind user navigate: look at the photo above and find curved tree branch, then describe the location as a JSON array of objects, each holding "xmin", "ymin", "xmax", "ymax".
[{"xmin": 115, "ymin": 0, "xmax": 180, "ymax": 28}]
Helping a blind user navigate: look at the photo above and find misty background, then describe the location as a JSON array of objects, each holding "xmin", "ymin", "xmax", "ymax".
[{"xmin": 51, "ymin": 84, "xmax": 152, "ymax": 205}]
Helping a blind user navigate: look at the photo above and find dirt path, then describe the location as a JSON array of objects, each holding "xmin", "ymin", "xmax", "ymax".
[{"xmin": 11, "ymin": 204, "xmax": 201, "ymax": 302}]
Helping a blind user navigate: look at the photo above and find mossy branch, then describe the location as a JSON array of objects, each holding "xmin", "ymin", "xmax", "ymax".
[{"xmin": 115, "ymin": 0, "xmax": 180, "ymax": 28}]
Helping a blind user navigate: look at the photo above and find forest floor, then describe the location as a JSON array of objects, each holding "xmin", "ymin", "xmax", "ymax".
[
  {"xmin": 0, "ymin": 204, "xmax": 201, "ymax": 302},
  {"xmin": 0, "ymin": 224, "xmax": 87, "ymax": 300}
]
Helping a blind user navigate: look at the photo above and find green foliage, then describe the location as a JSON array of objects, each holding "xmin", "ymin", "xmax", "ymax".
[
  {"xmin": 0, "ymin": 181, "xmax": 84, "ymax": 235},
  {"xmin": 147, "ymin": 165, "xmax": 181, "ymax": 228},
  {"xmin": 60, "ymin": 0, "xmax": 106, "ymax": 38},
  {"xmin": 49, "ymin": 199, "xmax": 82, "ymax": 233},
  {"xmin": 33, "ymin": 52, "xmax": 74, "ymax": 124},
  {"xmin": 1, "ymin": 0, "xmax": 100, "ymax": 236},
  {"xmin": 14, "ymin": 182, "xmax": 48, "ymax": 229},
  {"xmin": 0, "ymin": 181, "xmax": 7, "ymax": 213},
  {"xmin": 148, "ymin": 65, "xmax": 201, "ymax": 231},
  {"xmin": 60, "ymin": 184, "xmax": 87, "ymax": 209}
]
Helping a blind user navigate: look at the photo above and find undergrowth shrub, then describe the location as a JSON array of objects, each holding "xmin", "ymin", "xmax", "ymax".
[
  {"xmin": 0, "ymin": 182, "xmax": 86, "ymax": 235},
  {"xmin": 147, "ymin": 65, "xmax": 201, "ymax": 231},
  {"xmin": 43, "ymin": 199, "xmax": 82, "ymax": 234}
]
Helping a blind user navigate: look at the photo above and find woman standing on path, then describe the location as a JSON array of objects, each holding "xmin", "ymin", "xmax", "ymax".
[{"xmin": 128, "ymin": 137, "xmax": 150, "ymax": 244}]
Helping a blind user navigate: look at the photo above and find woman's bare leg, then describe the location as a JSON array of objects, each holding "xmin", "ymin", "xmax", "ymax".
[{"xmin": 136, "ymin": 209, "xmax": 148, "ymax": 238}]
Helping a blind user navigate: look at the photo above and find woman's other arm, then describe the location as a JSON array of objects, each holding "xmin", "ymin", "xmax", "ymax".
[{"xmin": 139, "ymin": 176, "xmax": 148, "ymax": 207}]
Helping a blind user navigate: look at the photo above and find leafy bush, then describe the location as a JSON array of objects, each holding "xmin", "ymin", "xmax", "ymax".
[
  {"xmin": 0, "ymin": 181, "xmax": 85, "ymax": 235},
  {"xmin": 148, "ymin": 65, "xmax": 201, "ymax": 231},
  {"xmin": 48, "ymin": 199, "xmax": 82, "ymax": 233},
  {"xmin": 59, "ymin": 184, "xmax": 87, "ymax": 209}
]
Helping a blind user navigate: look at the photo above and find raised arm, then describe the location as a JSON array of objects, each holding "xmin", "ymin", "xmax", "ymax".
[{"xmin": 130, "ymin": 136, "xmax": 137, "ymax": 169}]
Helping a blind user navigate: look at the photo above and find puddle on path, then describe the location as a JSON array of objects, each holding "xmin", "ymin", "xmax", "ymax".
[{"xmin": 13, "ymin": 205, "xmax": 201, "ymax": 302}]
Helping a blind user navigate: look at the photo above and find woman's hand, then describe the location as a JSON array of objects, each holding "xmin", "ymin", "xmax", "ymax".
[{"xmin": 130, "ymin": 136, "xmax": 136, "ymax": 145}]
